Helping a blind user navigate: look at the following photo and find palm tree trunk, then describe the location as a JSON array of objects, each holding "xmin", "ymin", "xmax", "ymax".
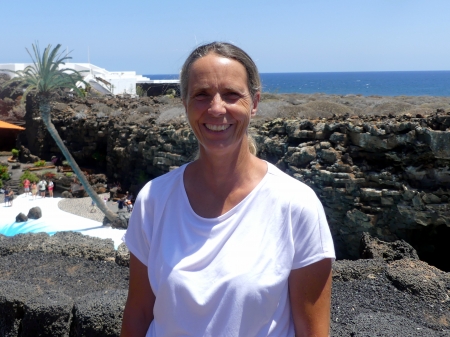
[{"xmin": 39, "ymin": 98, "xmax": 119, "ymax": 224}]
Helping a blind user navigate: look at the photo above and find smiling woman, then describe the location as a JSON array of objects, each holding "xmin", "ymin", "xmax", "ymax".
[
  {"xmin": 184, "ymin": 54, "xmax": 259, "ymax": 157},
  {"xmin": 121, "ymin": 42, "xmax": 335, "ymax": 337}
]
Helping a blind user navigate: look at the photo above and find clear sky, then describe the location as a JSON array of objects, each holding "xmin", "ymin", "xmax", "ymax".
[{"xmin": 1, "ymin": 0, "xmax": 449, "ymax": 74}]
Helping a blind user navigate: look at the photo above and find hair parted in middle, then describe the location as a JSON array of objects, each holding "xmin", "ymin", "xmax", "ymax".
[{"xmin": 179, "ymin": 42, "xmax": 261, "ymax": 101}]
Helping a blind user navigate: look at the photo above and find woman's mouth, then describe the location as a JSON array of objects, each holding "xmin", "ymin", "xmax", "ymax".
[{"xmin": 205, "ymin": 124, "xmax": 231, "ymax": 132}]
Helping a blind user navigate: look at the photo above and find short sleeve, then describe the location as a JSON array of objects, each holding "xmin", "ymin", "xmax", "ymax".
[
  {"xmin": 122, "ymin": 184, "xmax": 152, "ymax": 266},
  {"xmin": 291, "ymin": 187, "xmax": 335, "ymax": 269}
]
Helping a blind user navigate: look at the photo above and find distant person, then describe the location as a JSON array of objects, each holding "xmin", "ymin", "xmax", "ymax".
[
  {"xmin": 4, "ymin": 186, "xmax": 10, "ymax": 206},
  {"xmin": 117, "ymin": 198, "xmax": 125, "ymax": 211},
  {"xmin": 23, "ymin": 178, "xmax": 30, "ymax": 196},
  {"xmin": 126, "ymin": 200, "xmax": 133, "ymax": 213},
  {"xmin": 48, "ymin": 180, "xmax": 54, "ymax": 198},
  {"xmin": 7, "ymin": 188, "xmax": 14, "ymax": 206},
  {"xmin": 90, "ymin": 199, "xmax": 96, "ymax": 213},
  {"xmin": 38, "ymin": 179, "xmax": 47, "ymax": 198},
  {"xmin": 121, "ymin": 42, "xmax": 335, "ymax": 337},
  {"xmin": 31, "ymin": 182, "xmax": 38, "ymax": 200}
]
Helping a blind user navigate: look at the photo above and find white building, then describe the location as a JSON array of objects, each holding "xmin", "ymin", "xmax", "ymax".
[{"xmin": 0, "ymin": 63, "xmax": 178, "ymax": 96}]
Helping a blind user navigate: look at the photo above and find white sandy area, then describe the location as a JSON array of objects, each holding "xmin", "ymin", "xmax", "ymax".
[{"xmin": 0, "ymin": 193, "xmax": 126, "ymax": 249}]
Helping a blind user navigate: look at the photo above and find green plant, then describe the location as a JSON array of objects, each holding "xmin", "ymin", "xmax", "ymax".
[
  {"xmin": 62, "ymin": 160, "xmax": 69, "ymax": 167},
  {"xmin": 11, "ymin": 148, "xmax": 19, "ymax": 158},
  {"xmin": 165, "ymin": 88, "xmax": 176, "ymax": 98},
  {"xmin": 136, "ymin": 85, "xmax": 147, "ymax": 97},
  {"xmin": 65, "ymin": 172, "xmax": 73, "ymax": 177},
  {"xmin": 0, "ymin": 165, "xmax": 9, "ymax": 181},
  {"xmin": 20, "ymin": 171, "xmax": 39, "ymax": 185},
  {"xmin": 34, "ymin": 160, "xmax": 46, "ymax": 167}
]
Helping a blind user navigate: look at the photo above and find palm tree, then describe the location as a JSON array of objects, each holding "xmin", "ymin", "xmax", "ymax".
[{"xmin": 1, "ymin": 43, "xmax": 121, "ymax": 226}]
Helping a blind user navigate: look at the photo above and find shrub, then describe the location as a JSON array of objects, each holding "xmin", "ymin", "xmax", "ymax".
[
  {"xmin": 0, "ymin": 165, "xmax": 9, "ymax": 181},
  {"xmin": 34, "ymin": 160, "xmax": 46, "ymax": 167},
  {"xmin": 11, "ymin": 148, "xmax": 19, "ymax": 158},
  {"xmin": 20, "ymin": 171, "xmax": 39, "ymax": 185},
  {"xmin": 136, "ymin": 85, "xmax": 147, "ymax": 97}
]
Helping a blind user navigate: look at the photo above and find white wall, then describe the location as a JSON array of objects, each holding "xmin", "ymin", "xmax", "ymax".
[{"xmin": 0, "ymin": 63, "xmax": 148, "ymax": 95}]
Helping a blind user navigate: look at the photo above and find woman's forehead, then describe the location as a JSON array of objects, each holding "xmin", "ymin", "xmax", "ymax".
[{"xmin": 188, "ymin": 54, "xmax": 248, "ymax": 88}]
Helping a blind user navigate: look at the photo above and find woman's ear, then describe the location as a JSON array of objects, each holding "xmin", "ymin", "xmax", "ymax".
[{"xmin": 251, "ymin": 92, "xmax": 261, "ymax": 117}]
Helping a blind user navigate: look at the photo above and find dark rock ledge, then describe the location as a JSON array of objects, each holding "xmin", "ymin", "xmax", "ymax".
[{"xmin": 0, "ymin": 232, "xmax": 449, "ymax": 336}]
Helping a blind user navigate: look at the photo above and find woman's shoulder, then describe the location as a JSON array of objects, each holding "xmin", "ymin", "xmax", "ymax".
[
  {"xmin": 264, "ymin": 162, "xmax": 320, "ymax": 204},
  {"xmin": 137, "ymin": 164, "xmax": 187, "ymax": 201}
]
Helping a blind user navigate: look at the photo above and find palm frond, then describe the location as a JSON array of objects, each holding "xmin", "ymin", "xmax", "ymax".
[{"xmin": 2, "ymin": 42, "xmax": 88, "ymax": 99}]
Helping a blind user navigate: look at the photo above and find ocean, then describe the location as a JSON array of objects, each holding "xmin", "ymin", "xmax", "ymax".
[{"xmin": 146, "ymin": 71, "xmax": 450, "ymax": 97}]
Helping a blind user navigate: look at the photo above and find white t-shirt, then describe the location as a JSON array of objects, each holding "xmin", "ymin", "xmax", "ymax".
[
  {"xmin": 38, "ymin": 180, "xmax": 47, "ymax": 191},
  {"xmin": 124, "ymin": 162, "xmax": 335, "ymax": 337}
]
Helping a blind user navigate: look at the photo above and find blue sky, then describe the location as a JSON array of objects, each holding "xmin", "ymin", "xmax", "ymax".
[{"xmin": 1, "ymin": 0, "xmax": 449, "ymax": 74}]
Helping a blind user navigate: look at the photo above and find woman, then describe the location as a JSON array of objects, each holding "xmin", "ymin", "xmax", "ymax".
[
  {"xmin": 122, "ymin": 42, "xmax": 335, "ymax": 337},
  {"xmin": 7, "ymin": 187, "xmax": 14, "ymax": 206},
  {"xmin": 31, "ymin": 182, "xmax": 37, "ymax": 200},
  {"xmin": 48, "ymin": 180, "xmax": 54, "ymax": 198}
]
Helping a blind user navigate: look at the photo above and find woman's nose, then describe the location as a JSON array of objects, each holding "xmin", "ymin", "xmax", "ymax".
[{"xmin": 208, "ymin": 94, "xmax": 226, "ymax": 116}]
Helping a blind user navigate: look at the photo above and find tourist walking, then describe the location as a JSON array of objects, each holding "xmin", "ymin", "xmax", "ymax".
[
  {"xmin": 31, "ymin": 182, "xmax": 37, "ymax": 200},
  {"xmin": 23, "ymin": 178, "xmax": 30, "ymax": 196},
  {"xmin": 121, "ymin": 42, "xmax": 335, "ymax": 337},
  {"xmin": 38, "ymin": 179, "xmax": 47, "ymax": 198}
]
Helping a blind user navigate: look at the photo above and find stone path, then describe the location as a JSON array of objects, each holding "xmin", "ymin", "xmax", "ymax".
[{"xmin": 58, "ymin": 193, "xmax": 122, "ymax": 222}]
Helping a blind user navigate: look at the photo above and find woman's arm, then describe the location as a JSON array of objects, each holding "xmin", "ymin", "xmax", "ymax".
[
  {"xmin": 288, "ymin": 258, "xmax": 333, "ymax": 337},
  {"xmin": 121, "ymin": 253, "xmax": 156, "ymax": 337}
]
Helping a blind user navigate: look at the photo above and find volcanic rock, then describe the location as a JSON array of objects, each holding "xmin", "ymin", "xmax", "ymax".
[
  {"xmin": 26, "ymin": 206, "xmax": 42, "ymax": 219},
  {"xmin": 15, "ymin": 212, "xmax": 28, "ymax": 222}
]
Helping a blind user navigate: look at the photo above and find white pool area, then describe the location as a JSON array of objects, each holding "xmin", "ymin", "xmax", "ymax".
[{"xmin": 0, "ymin": 193, "xmax": 126, "ymax": 249}]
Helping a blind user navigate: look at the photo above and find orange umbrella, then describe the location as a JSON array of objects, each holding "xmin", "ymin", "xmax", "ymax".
[{"xmin": 0, "ymin": 120, "xmax": 25, "ymax": 131}]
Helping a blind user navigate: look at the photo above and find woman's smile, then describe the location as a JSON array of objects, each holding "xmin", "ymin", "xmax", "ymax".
[{"xmin": 204, "ymin": 123, "xmax": 231, "ymax": 132}]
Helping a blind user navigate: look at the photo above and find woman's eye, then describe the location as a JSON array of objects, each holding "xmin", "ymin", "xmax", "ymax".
[
  {"xmin": 224, "ymin": 92, "xmax": 241, "ymax": 100},
  {"xmin": 194, "ymin": 93, "xmax": 208, "ymax": 100}
]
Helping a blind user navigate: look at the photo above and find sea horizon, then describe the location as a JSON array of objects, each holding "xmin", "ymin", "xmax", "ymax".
[{"xmin": 145, "ymin": 70, "xmax": 450, "ymax": 97}]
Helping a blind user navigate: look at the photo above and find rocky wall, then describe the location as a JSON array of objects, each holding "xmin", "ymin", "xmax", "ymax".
[
  {"xmin": 19, "ymin": 95, "xmax": 450, "ymax": 271},
  {"xmin": 1, "ymin": 232, "xmax": 449, "ymax": 336}
]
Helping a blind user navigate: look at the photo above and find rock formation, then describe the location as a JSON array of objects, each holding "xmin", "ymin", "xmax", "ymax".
[
  {"xmin": 0, "ymin": 232, "xmax": 448, "ymax": 336},
  {"xmin": 17, "ymin": 93, "xmax": 450, "ymax": 271}
]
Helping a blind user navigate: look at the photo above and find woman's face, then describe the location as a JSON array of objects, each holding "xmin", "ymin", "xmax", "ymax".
[{"xmin": 183, "ymin": 53, "xmax": 259, "ymax": 155}]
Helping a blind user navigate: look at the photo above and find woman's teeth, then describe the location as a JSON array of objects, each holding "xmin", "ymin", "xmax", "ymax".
[{"xmin": 205, "ymin": 124, "xmax": 230, "ymax": 131}]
